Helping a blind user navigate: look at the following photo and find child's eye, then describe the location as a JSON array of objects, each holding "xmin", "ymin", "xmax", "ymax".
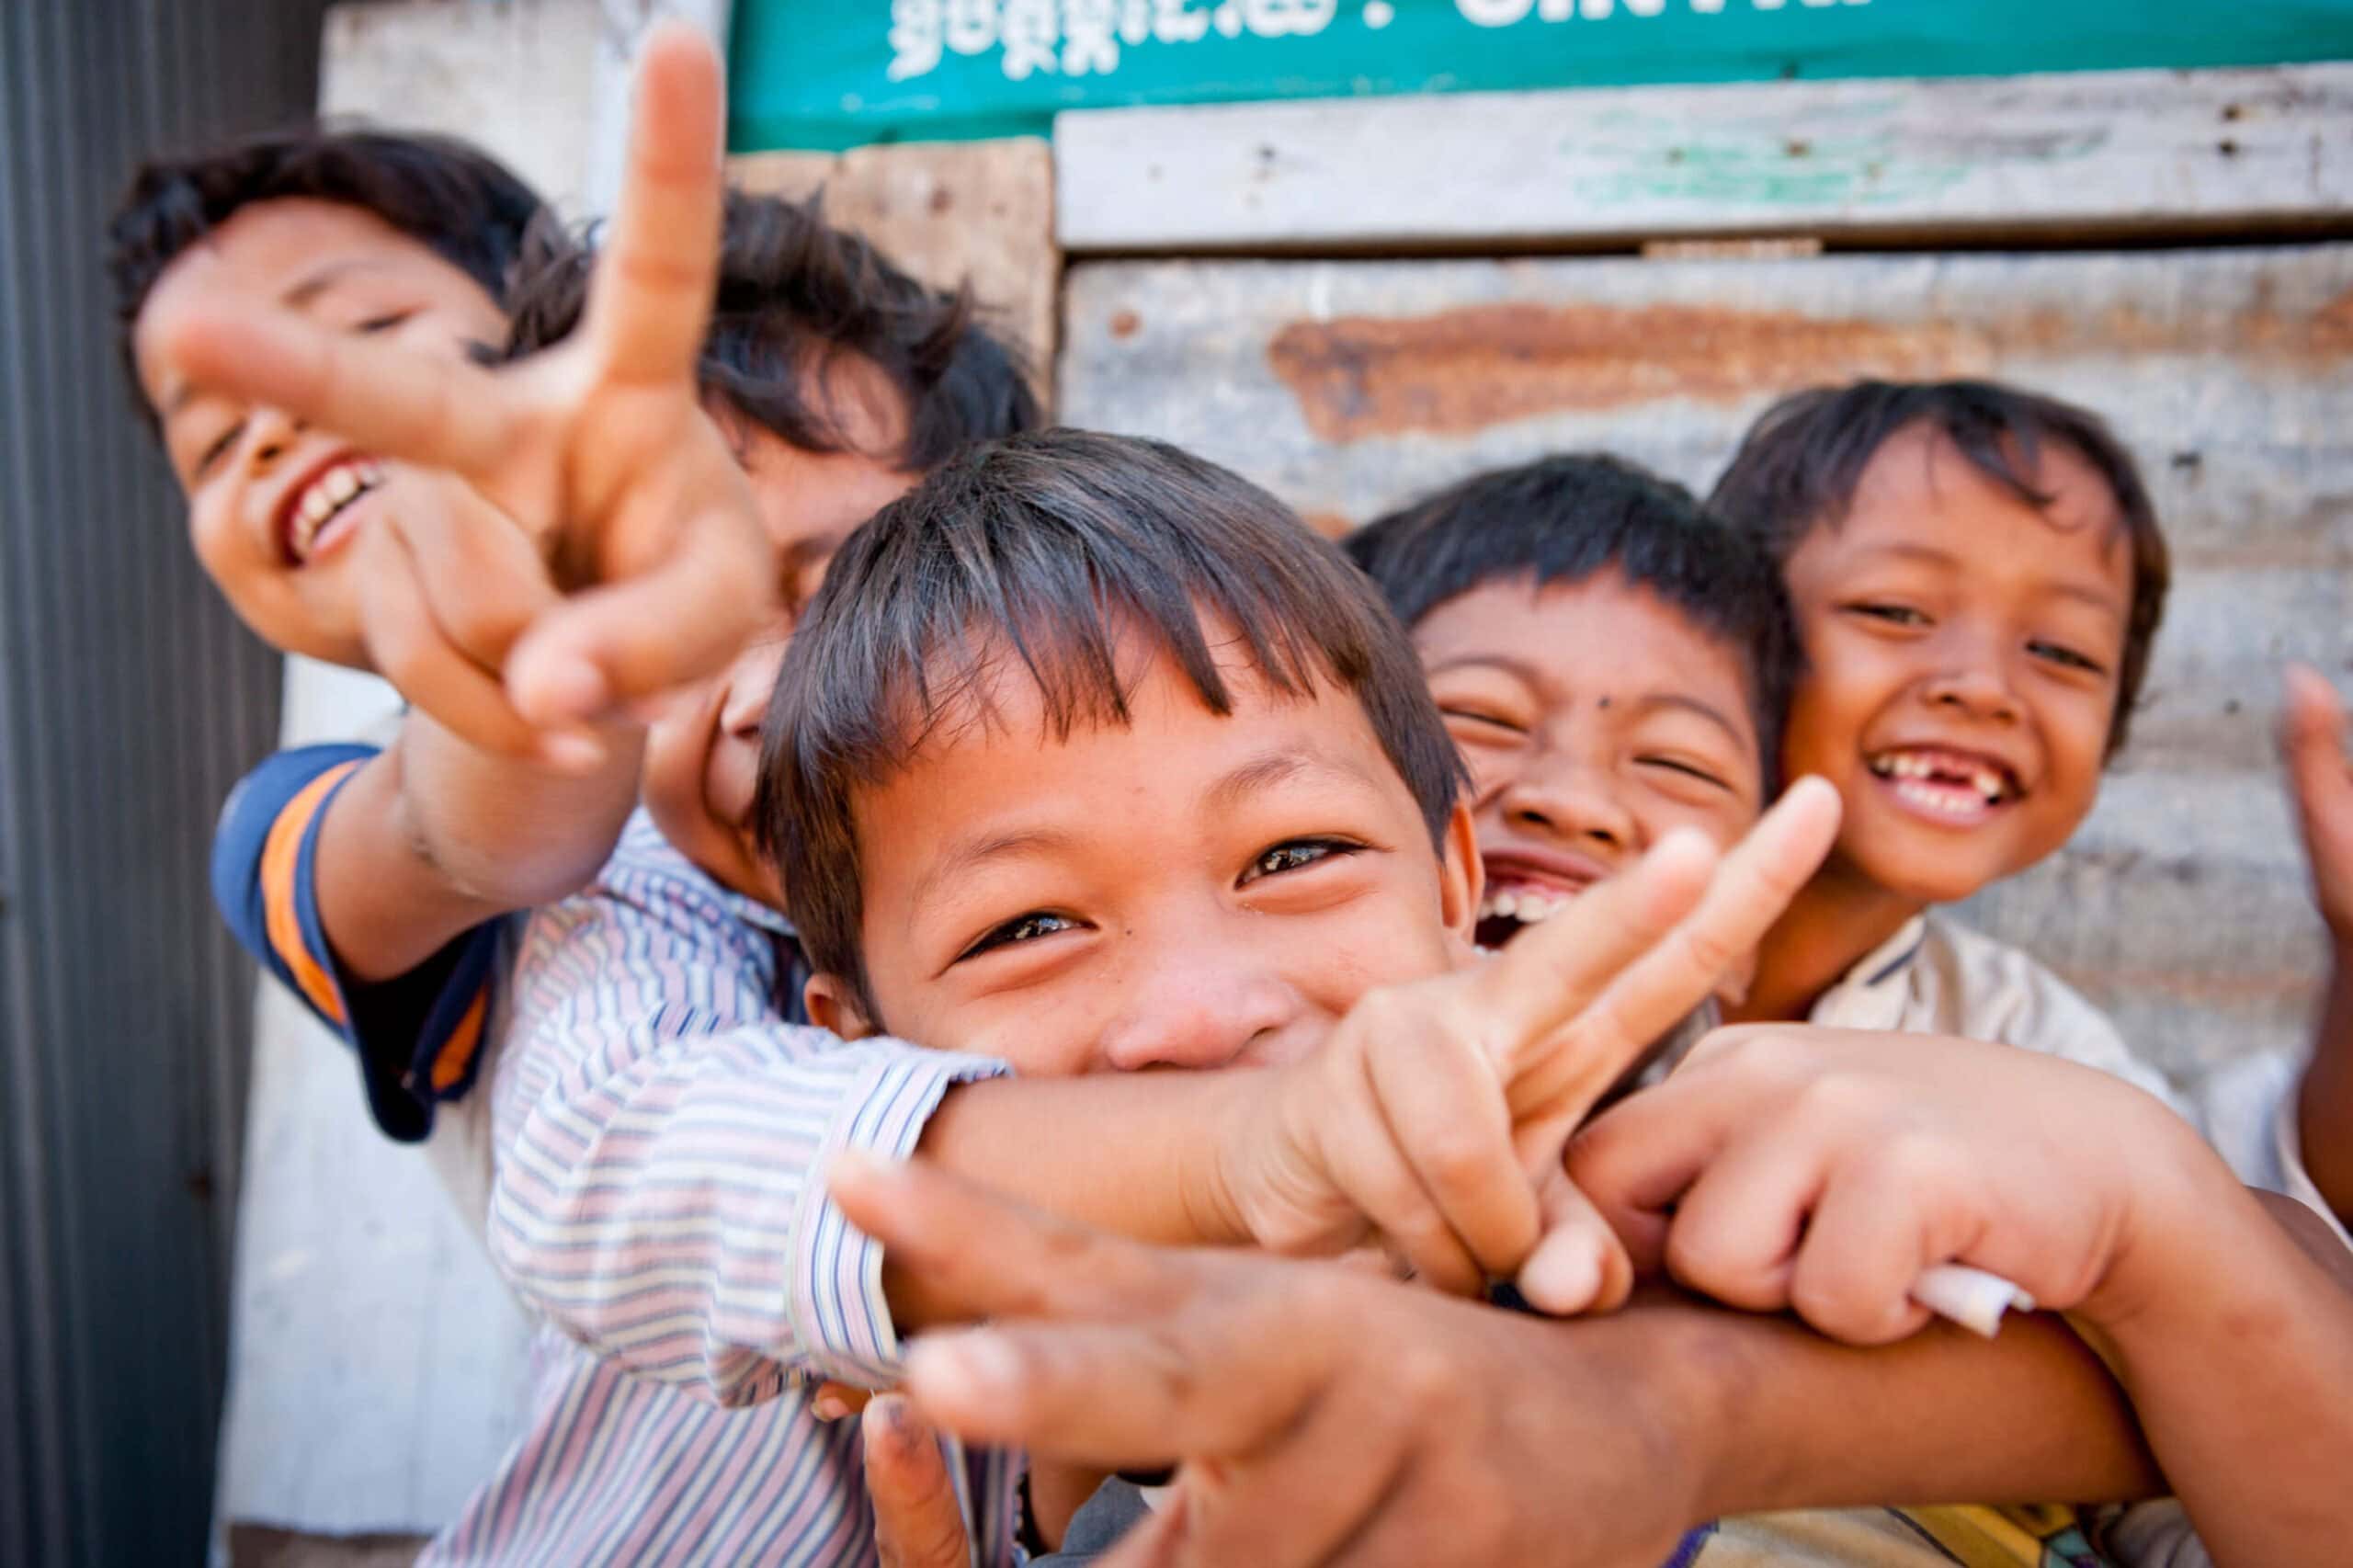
[
  {"xmin": 1636, "ymin": 756, "xmax": 1732, "ymax": 791},
  {"xmin": 194, "ymin": 419, "xmax": 247, "ymax": 478},
  {"xmin": 958, "ymin": 911, "xmax": 1082, "ymax": 960},
  {"xmin": 355, "ymin": 310, "xmax": 415, "ymax": 335},
  {"xmin": 1439, "ymin": 705, "xmax": 1525, "ymax": 735},
  {"xmin": 1240, "ymin": 837, "xmax": 1361, "ymax": 885},
  {"xmin": 1847, "ymin": 602, "xmax": 1929, "ymax": 628},
  {"xmin": 2029, "ymin": 639, "xmax": 2109, "ymax": 676}
]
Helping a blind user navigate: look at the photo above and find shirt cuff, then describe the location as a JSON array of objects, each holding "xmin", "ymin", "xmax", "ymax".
[{"xmin": 787, "ymin": 1047, "xmax": 1012, "ymax": 1384}]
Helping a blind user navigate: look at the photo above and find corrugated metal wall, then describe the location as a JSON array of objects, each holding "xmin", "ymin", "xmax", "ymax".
[
  {"xmin": 0, "ymin": 3, "xmax": 328, "ymax": 1562},
  {"xmin": 1062, "ymin": 244, "xmax": 2352, "ymax": 1084}
]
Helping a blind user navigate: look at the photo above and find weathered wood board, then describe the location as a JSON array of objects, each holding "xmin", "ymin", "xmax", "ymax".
[
  {"xmin": 733, "ymin": 139, "xmax": 1061, "ymax": 399},
  {"xmin": 1060, "ymin": 244, "xmax": 2353, "ymax": 1081},
  {"xmin": 1055, "ymin": 63, "xmax": 2353, "ymax": 252}
]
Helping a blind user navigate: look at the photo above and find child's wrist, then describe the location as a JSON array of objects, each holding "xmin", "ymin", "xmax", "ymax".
[
  {"xmin": 2073, "ymin": 1109, "xmax": 2259, "ymax": 1349},
  {"xmin": 1191, "ymin": 1067, "xmax": 1279, "ymax": 1247}
]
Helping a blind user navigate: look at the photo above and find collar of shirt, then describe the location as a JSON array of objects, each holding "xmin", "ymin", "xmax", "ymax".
[
  {"xmin": 1808, "ymin": 914, "xmax": 1930, "ymax": 1032},
  {"xmin": 610, "ymin": 810, "xmax": 798, "ymax": 941}
]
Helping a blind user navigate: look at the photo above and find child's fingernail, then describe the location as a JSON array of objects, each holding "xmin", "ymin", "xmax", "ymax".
[
  {"xmin": 813, "ymin": 1392, "xmax": 850, "ymax": 1421},
  {"xmin": 519, "ymin": 657, "xmax": 608, "ymax": 721}
]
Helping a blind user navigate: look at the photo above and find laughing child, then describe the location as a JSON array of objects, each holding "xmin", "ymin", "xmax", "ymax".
[{"xmin": 1708, "ymin": 380, "xmax": 2345, "ymax": 1238}]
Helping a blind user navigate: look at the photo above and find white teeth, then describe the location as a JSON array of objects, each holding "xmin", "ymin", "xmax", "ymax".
[
  {"xmin": 1491, "ymin": 892, "xmax": 1518, "ymax": 919},
  {"xmin": 287, "ymin": 460, "xmax": 381, "ymax": 560},
  {"xmin": 1972, "ymin": 767, "xmax": 2005, "ymax": 801},
  {"xmin": 1517, "ymin": 895, "xmax": 1555, "ymax": 924}
]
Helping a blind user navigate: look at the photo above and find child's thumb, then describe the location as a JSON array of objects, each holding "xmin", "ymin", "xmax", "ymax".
[{"xmin": 1513, "ymin": 1167, "xmax": 1634, "ymax": 1317}]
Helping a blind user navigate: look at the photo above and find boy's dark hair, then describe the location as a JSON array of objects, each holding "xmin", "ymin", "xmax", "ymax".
[
  {"xmin": 755, "ymin": 428, "xmax": 1464, "ymax": 1019},
  {"xmin": 108, "ymin": 127, "xmax": 545, "ymax": 404},
  {"xmin": 506, "ymin": 189, "xmax": 1040, "ymax": 471},
  {"xmin": 1708, "ymin": 380, "xmax": 2169, "ymax": 757},
  {"xmin": 1347, "ymin": 452, "xmax": 1800, "ymax": 783}
]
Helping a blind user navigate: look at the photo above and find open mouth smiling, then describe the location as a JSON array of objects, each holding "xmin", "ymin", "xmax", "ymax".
[
  {"xmin": 1864, "ymin": 744, "xmax": 2027, "ymax": 826},
  {"xmin": 1474, "ymin": 848, "xmax": 1609, "ymax": 949},
  {"xmin": 276, "ymin": 452, "xmax": 387, "ymax": 565}
]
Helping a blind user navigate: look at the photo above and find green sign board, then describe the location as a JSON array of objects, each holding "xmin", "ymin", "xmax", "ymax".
[{"xmin": 728, "ymin": 0, "xmax": 2353, "ymax": 152}]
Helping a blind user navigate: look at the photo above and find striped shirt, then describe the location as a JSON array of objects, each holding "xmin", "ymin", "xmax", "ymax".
[
  {"xmin": 216, "ymin": 747, "xmax": 1023, "ymax": 1562},
  {"xmin": 421, "ymin": 812, "xmax": 1020, "ymax": 1565}
]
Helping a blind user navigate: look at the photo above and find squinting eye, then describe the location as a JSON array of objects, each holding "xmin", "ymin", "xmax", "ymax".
[
  {"xmin": 2029, "ymin": 640, "xmax": 2108, "ymax": 676},
  {"xmin": 1241, "ymin": 837, "xmax": 1359, "ymax": 884},
  {"xmin": 1439, "ymin": 706, "xmax": 1524, "ymax": 734},
  {"xmin": 959, "ymin": 911, "xmax": 1080, "ymax": 960},
  {"xmin": 1638, "ymin": 756, "xmax": 1731, "ymax": 790},
  {"xmin": 355, "ymin": 310, "xmax": 415, "ymax": 335},
  {"xmin": 194, "ymin": 419, "xmax": 246, "ymax": 478},
  {"xmin": 1848, "ymin": 602, "xmax": 1928, "ymax": 628}
]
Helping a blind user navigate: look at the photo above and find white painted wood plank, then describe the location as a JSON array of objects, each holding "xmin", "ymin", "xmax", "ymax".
[
  {"xmin": 1055, "ymin": 63, "xmax": 2353, "ymax": 251},
  {"xmin": 1060, "ymin": 244, "xmax": 2353, "ymax": 1081}
]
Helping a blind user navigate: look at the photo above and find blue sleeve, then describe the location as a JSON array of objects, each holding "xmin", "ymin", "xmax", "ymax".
[{"xmin": 211, "ymin": 744, "xmax": 502, "ymax": 1142}]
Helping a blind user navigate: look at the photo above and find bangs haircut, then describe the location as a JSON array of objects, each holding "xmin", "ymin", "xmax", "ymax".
[
  {"xmin": 1347, "ymin": 451, "xmax": 1800, "ymax": 782},
  {"xmin": 755, "ymin": 427, "xmax": 1464, "ymax": 1016},
  {"xmin": 1708, "ymin": 379, "xmax": 2169, "ymax": 757},
  {"xmin": 505, "ymin": 188, "xmax": 1040, "ymax": 470},
  {"xmin": 108, "ymin": 127, "xmax": 546, "ymax": 417}
]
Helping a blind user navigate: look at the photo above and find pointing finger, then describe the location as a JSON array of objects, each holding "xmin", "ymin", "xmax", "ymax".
[{"xmin": 586, "ymin": 20, "xmax": 726, "ymax": 387}]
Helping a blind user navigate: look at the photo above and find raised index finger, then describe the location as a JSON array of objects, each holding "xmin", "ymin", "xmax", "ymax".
[{"xmin": 585, "ymin": 20, "xmax": 726, "ymax": 386}]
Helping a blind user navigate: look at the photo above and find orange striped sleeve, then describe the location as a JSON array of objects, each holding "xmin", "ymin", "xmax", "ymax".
[
  {"xmin": 257, "ymin": 758, "xmax": 365, "ymax": 1027},
  {"xmin": 428, "ymin": 985, "xmax": 489, "ymax": 1092}
]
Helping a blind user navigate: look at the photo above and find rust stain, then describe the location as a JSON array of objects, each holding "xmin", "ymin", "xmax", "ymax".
[
  {"xmin": 1267, "ymin": 288, "xmax": 2353, "ymax": 446},
  {"xmin": 1267, "ymin": 301, "xmax": 1992, "ymax": 445},
  {"xmin": 1108, "ymin": 308, "xmax": 1142, "ymax": 340}
]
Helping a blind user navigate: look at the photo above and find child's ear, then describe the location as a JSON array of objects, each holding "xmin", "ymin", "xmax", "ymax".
[
  {"xmin": 1437, "ymin": 800, "xmax": 1483, "ymax": 946},
  {"xmin": 806, "ymin": 973, "xmax": 875, "ymax": 1040}
]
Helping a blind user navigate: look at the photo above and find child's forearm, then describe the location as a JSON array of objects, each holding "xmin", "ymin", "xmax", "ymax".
[
  {"xmin": 314, "ymin": 715, "xmax": 642, "ymax": 982},
  {"xmin": 2080, "ymin": 1175, "xmax": 2353, "ymax": 1567},
  {"xmin": 2299, "ymin": 950, "xmax": 2353, "ymax": 1222},
  {"xmin": 888, "ymin": 1073, "xmax": 1262, "ymax": 1330},
  {"xmin": 1634, "ymin": 1295, "xmax": 2163, "ymax": 1518}
]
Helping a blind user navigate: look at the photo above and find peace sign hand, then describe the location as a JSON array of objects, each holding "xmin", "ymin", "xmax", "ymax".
[
  {"xmin": 145, "ymin": 23, "xmax": 771, "ymax": 733},
  {"xmin": 1210, "ymin": 778, "xmax": 1841, "ymax": 1309}
]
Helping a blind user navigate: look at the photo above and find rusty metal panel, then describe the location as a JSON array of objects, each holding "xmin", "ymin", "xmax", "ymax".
[
  {"xmin": 1061, "ymin": 244, "xmax": 2353, "ymax": 1081},
  {"xmin": 0, "ymin": 2, "xmax": 325, "ymax": 1562}
]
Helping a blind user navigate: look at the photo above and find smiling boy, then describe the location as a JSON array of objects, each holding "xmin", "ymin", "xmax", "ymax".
[
  {"xmin": 114, "ymin": 129, "xmax": 545, "ymax": 669},
  {"xmin": 1346, "ymin": 453, "xmax": 1790, "ymax": 976},
  {"xmin": 1704, "ymin": 382, "xmax": 2196, "ymax": 1099}
]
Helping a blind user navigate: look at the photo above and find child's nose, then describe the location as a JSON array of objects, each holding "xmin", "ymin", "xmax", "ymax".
[
  {"xmin": 1499, "ymin": 763, "xmax": 1635, "ymax": 858},
  {"xmin": 1920, "ymin": 642, "xmax": 2024, "ymax": 724},
  {"xmin": 244, "ymin": 405, "xmax": 304, "ymax": 472},
  {"xmin": 1098, "ymin": 958, "xmax": 1299, "ymax": 1074}
]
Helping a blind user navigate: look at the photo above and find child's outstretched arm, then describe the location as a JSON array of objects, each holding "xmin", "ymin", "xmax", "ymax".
[
  {"xmin": 143, "ymin": 22, "xmax": 770, "ymax": 743},
  {"xmin": 182, "ymin": 26, "xmax": 776, "ymax": 989},
  {"xmin": 829, "ymin": 1154, "xmax": 2165, "ymax": 1568},
  {"xmin": 1570, "ymin": 1026, "xmax": 2353, "ymax": 1567},
  {"xmin": 2282, "ymin": 663, "xmax": 2353, "ymax": 1225}
]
